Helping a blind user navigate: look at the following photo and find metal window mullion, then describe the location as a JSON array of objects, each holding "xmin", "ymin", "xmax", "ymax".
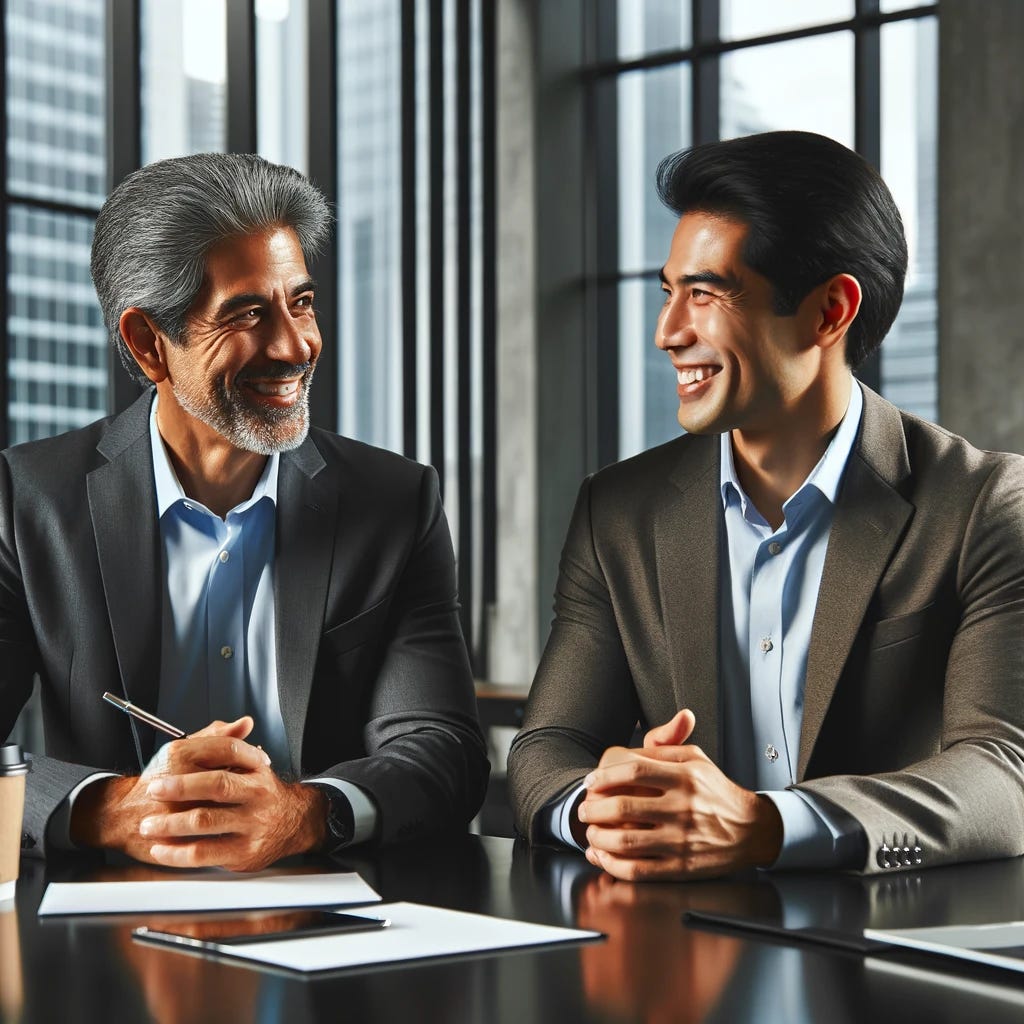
[
  {"xmin": 455, "ymin": 0, "xmax": 473, "ymax": 655},
  {"xmin": 225, "ymin": 0, "xmax": 256, "ymax": 154},
  {"xmin": 401, "ymin": 0, "xmax": 418, "ymax": 457},
  {"xmin": 306, "ymin": 0, "xmax": 338, "ymax": 430},
  {"xmin": 692, "ymin": 0, "xmax": 720, "ymax": 145},
  {"xmin": 428, "ymin": 0, "xmax": 445, "ymax": 495},
  {"xmin": 855, "ymin": 0, "xmax": 882, "ymax": 391},
  {"xmin": 106, "ymin": 0, "xmax": 143, "ymax": 415},
  {"xmin": 479, "ymin": 0, "xmax": 496, "ymax": 621},
  {"xmin": 588, "ymin": 0, "xmax": 618, "ymax": 469}
]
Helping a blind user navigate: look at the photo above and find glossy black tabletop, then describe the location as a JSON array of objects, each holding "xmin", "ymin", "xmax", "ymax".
[{"xmin": 4, "ymin": 836, "xmax": 1024, "ymax": 1023}]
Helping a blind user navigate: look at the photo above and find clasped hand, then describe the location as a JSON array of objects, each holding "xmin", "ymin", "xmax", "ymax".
[
  {"xmin": 72, "ymin": 717, "xmax": 324, "ymax": 871},
  {"xmin": 576, "ymin": 709, "xmax": 783, "ymax": 881}
]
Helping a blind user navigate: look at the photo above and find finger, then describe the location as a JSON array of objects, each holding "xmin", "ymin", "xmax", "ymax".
[
  {"xmin": 587, "ymin": 846, "xmax": 695, "ymax": 883},
  {"xmin": 159, "ymin": 735, "xmax": 271, "ymax": 775},
  {"xmin": 644, "ymin": 708, "xmax": 696, "ymax": 749},
  {"xmin": 579, "ymin": 792, "xmax": 675, "ymax": 827},
  {"xmin": 585, "ymin": 753, "xmax": 700, "ymax": 793},
  {"xmin": 140, "ymin": 804, "xmax": 240, "ymax": 840},
  {"xmin": 189, "ymin": 716, "xmax": 255, "ymax": 741},
  {"xmin": 147, "ymin": 836, "xmax": 249, "ymax": 870},
  {"xmin": 585, "ymin": 823, "xmax": 679, "ymax": 858},
  {"xmin": 146, "ymin": 769, "xmax": 247, "ymax": 804}
]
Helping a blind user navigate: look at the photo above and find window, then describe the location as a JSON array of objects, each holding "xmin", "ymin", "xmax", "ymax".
[
  {"xmin": 590, "ymin": 0, "xmax": 939, "ymax": 459},
  {"xmin": 0, "ymin": 0, "xmax": 497, "ymax": 676},
  {"xmin": 4, "ymin": 0, "xmax": 108, "ymax": 447}
]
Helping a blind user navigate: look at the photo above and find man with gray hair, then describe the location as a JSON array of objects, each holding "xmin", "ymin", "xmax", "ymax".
[{"xmin": 0, "ymin": 153, "xmax": 488, "ymax": 869}]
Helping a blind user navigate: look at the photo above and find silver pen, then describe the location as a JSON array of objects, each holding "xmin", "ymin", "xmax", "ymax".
[{"xmin": 102, "ymin": 692, "xmax": 188, "ymax": 739}]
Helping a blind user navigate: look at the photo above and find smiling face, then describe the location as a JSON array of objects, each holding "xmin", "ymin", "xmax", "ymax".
[
  {"xmin": 163, "ymin": 226, "xmax": 321, "ymax": 455},
  {"xmin": 656, "ymin": 212, "xmax": 826, "ymax": 438}
]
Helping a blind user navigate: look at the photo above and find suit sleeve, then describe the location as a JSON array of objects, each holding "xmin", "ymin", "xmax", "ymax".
[
  {"xmin": 0, "ymin": 452, "xmax": 115, "ymax": 858},
  {"xmin": 507, "ymin": 476, "xmax": 642, "ymax": 842},
  {"xmin": 798, "ymin": 455, "xmax": 1024, "ymax": 873},
  {"xmin": 314, "ymin": 465, "xmax": 490, "ymax": 844}
]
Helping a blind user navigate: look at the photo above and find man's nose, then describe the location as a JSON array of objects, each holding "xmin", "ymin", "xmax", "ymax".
[
  {"xmin": 266, "ymin": 309, "xmax": 319, "ymax": 365},
  {"xmin": 655, "ymin": 296, "xmax": 693, "ymax": 351}
]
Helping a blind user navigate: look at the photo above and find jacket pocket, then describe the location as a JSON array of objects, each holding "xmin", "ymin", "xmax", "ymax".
[
  {"xmin": 869, "ymin": 603, "xmax": 934, "ymax": 651},
  {"xmin": 321, "ymin": 596, "xmax": 391, "ymax": 656}
]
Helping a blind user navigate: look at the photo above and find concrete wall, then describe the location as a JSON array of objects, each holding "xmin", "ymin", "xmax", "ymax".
[
  {"xmin": 489, "ymin": 0, "xmax": 540, "ymax": 684},
  {"xmin": 939, "ymin": 0, "xmax": 1024, "ymax": 454}
]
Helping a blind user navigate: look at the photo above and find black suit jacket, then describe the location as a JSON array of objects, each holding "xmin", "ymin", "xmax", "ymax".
[
  {"xmin": 508, "ymin": 385, "xmax": 1024, "ymax": 873},
  {"xmin": 0, "ymin": 390, "xmax": 488, "ymax": 856}
]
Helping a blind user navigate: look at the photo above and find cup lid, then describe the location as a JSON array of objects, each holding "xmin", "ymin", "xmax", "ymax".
[{"xmin": 0, "ymin": 744, "xmax": 29, "ymax": 775}]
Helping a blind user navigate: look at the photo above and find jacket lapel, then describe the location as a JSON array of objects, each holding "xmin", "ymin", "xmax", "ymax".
[
  {"xmin": 797, "ymin": 386, "xmax": 913, "ymax": 779},
  {"xmin": 654, "ymin": 437, "xmax": 721, "ymax": 762},
  {"xmin": 88, "ymin": 391, "xmax": 162, "ymax": 754},
  {"xmin": 274, "ymin": 436, "xmax": 337, "ymax": 776}
]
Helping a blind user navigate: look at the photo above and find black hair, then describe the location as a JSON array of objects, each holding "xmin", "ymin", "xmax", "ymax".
[{"xmin": 655, "ymin": 131, "xmax": 908, "ymax": 368}]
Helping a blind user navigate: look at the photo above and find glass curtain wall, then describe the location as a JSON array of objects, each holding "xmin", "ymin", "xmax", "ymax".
[
  {"xmin": 0, "ymin": 0, "xmax": 493, "ymax": 680},
  {"xmin": 595, "ymin": 0, "xmax": 939, "ymax": 460},
  {"xmin": 4, "ymin": 0, "xmax": 108, "ymax": 446}
]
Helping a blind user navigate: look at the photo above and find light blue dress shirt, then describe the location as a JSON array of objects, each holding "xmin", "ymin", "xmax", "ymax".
[
  {"xmin": 147, "ymin": 397, "xmax": 377, "ymax": 842},
  {"xmin": 546, "ymin": 383, "xmax": 865, "ymax": 869},
  {"xmin": 55, "ymin": 397, "xmax": 378, "ymax": 850}
]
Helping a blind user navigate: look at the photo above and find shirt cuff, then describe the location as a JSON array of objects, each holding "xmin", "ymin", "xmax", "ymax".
[
  {"xmin": 48, "ymin": 772, "xmax": 121, "ymax": 851},
  {"xmin": 539, "ymin": 781, "xmax": 587, "ymax": 851},
  {"xmin": 303, "ymin": 778, "xmax": 378, "ymax": 846},
  {"xmin": 761, "ymin": 789, "xmax": 865, "ymax": 870}
]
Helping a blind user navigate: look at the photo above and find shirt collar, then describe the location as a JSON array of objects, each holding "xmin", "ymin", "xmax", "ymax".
[
  {"xmin": 149, "ymin": 392, "xmax": 280, "ymax": 519},
  {"xmin": 719, "ymin": 378, "xmax": 864, "ymax": 512}
]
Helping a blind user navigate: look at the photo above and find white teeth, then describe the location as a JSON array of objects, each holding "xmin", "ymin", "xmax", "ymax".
[
  {"xmin": 677, "ymin": 367, "xmax": 714, "ymax": 386},
  {"xmin": 250, "ymin": 380, "xmax": 299, "ymax": 396}
]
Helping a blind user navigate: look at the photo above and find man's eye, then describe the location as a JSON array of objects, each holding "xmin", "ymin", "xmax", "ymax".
[
  {"xmin": 232, "ymin": 309, "xmax": 260, "ymax": 323},
  {"xmin": 295, "ymin": 295, "xmax": 314, "ymax": 309},
  {"xmin": 690, "ymin": 288, "xmax": 713, "ymax": 303}
]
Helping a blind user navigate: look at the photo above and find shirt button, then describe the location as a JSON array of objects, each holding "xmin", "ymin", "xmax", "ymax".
[
  {"xmin": 220, "ymin": 645, "xmax": 233, "ymax": 660},
  {"xmin": 219, "ymin": 550, "xmax": 230, "ymax": 563},
  {"xmin": 765, "ymin": 744, "xmax": 779, "ymax": 763},
  {"xmin": 760, "ymin": 636, "xmax": 774, "ymax": 653},
  {"xmin": 768, "ymin": 541, "xmax": 782, "ymax": 555}
]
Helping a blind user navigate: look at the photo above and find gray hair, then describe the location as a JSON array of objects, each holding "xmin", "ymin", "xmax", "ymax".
[{"xmin": 90, "ymin": 152, "xmax": 332, "ymax": 384}]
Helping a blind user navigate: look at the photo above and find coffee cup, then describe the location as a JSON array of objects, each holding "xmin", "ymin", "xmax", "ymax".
[{"xmin": 0, "ymin": 745, "xmax": 29, "ymax": 904}]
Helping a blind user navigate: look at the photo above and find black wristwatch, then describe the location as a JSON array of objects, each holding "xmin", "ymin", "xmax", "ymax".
[{"xmin": 313, "ymin": 785, "xmax": 354, "ymax": 855}]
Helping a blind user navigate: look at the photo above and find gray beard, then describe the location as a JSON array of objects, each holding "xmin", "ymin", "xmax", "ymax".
[{"xmin": 173, "ymin": 371, "xmax": 314, "ymax": 455}]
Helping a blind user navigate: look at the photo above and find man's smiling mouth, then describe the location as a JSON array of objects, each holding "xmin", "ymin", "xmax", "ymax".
[
  {"xmin": 245, "ymin": 379, "xmax": 301, "ymax": 397},
  {"xmin": 677, "ymin": 365, "xmax": 720, "ymax": 386}
]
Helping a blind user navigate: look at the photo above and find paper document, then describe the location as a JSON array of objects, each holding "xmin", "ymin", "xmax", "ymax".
[
  {"xmin": 865, "ymin": 921, "xmax": 1024, "ymax": 974},
  {"xmin": 135, "ymin": 901, "xmax": 602, "ymax": 973},
  {"xmin": 38, "ymin": 871, "xmax": 380, "ymax": 917}
]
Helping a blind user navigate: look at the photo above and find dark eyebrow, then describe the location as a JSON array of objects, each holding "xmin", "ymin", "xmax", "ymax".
[
  {"xmin": 659, "ymin": 268, "xmax": 740, "ymax": 290},
  {"xmin": 215, "ymin": 279, "xmax": 317, "ymax": 320}
]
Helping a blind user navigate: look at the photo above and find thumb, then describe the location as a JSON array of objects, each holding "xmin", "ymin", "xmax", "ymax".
[
  {"xmin": 644, "ymin": 708, "xmax": 696, "ymax": 749},
  {"xmin": 190, "ymin": 715, "xmax": 255, "ymax": 740}
]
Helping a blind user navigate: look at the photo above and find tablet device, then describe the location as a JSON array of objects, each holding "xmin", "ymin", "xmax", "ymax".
[{"xmin": 134, "ymin": 908, "xmax": 389, "ymax": 949}]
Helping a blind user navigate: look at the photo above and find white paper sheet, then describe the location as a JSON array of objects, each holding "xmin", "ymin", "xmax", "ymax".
[
  {"xmin": 136, "ymin": 901, "xmax": 602, "ymax": 972},
  {"xmin": 37, "ymin": 871, "xmax": 380, "ymax": 916}
]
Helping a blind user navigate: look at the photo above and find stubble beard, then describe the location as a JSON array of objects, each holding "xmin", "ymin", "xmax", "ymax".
[{"xmin": 173, "ymin": 364, "xmax": 315, "ymax": 455}]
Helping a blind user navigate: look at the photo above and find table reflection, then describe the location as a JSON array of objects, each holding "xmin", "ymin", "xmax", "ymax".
[
  {"xmin": 115, "ymin": 923, "xmax": 263, "ymax": 1024},
  {"xmin": 1, "ymin": 904, "xmax": 23, "ymax": 1024}
]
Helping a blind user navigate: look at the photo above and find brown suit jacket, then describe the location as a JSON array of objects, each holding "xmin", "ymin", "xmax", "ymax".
[{"xmin": 508, "ymin": 385, "xmax": 1024, "ymax": 873}]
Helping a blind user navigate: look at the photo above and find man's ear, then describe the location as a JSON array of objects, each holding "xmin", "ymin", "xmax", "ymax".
[
  {"xmin": 119, "ymin": 308, "xmax": 169, "ymax": 383},
  {"xmin": 815, "ymin": 273, "xmax": 862, "ymax": 351}
]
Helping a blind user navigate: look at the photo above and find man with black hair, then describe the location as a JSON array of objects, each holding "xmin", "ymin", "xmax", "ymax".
[
  {"xmin": 0, "ymin": 153, "xmax": 488, "ymax": 869},
  {"xmin": 509, "ymin": 131, "xmax": 1024, "ymax": 879}
]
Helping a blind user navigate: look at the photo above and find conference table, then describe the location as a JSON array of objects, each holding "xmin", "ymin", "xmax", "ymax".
[{"xmin": 5, "ymin": 835, "xmax": 1024, "ymax": 1023}]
